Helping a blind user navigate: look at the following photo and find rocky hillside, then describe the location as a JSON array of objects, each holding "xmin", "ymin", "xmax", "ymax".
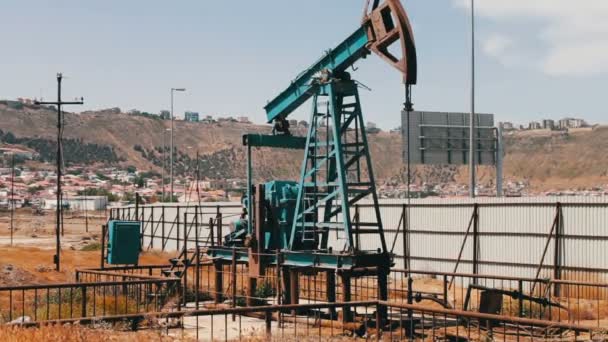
[{"xmin": 0, "ymin": 103, "xmax": 606, "ymax": 191}]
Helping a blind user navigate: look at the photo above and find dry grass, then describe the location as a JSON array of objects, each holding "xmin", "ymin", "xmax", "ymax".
[
  {"xmin": 0, "ymin": 246, "xmax": 177, "ymax": 324},
  {"xmin": 0, "ymin": 324, "xmax": 182, "ymax": 342},
  {"xmin": 0, "ymin": 246, "xmax": 172, "ymax": 286}
]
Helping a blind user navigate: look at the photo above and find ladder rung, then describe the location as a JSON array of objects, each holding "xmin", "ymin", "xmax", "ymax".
[
  {"xmin": 348, "ymin": 188, "xmax": 371, "ymax": 194},
  {"xmin": 354, "ymin": 229, "xmax": 382, "ymax": 234},
  {"xmin": 347, "ymin": 182, "xmax": 372, "ymax": 187},
  {"xmin": 303, "ymin": 182, "xmax": 339, "ymax": 187}
]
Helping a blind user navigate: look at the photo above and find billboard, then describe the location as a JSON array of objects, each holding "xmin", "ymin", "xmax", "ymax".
[{"xmin": 402, "ymin": 111, "xmax": 497, "ymax": 165}]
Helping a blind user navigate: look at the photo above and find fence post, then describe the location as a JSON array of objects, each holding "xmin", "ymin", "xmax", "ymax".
[
  {"xmin": 355, "ymin": 204, "xmax": 360, "ymax": 250},
  {"xmin": 402, "ymin": 204, "xmax": 410, "ymax": 270},
  {"xmin": 265, "ymin": 310, "xmax": 272, "ymax": 338},
  {"xmin": 378, "ymin": 268, "xmax": 389, "ymax": 323},
  {"xmin": 149, "ymin": 206, "xmax": 154, "ymax": 250},
  {"xmin": 407, "ymin": 276, "xmax": 413, "ymax": 340},
  {"xmin": 217, "ymin": 213, "xmax": 223, "ymax": 246},
  {"xmin": 231, "ymin": 248, "xmax": 237, "ymax": 321},
  {"xmin": 340, "ymin": 272, "xmax": 351, "ymax": 323},
  {"xmin": 209, "ymin": 218, "xmax": 215, "ymax": 247},
  {"xmin": 214, "ymin": 261, "xmax": 223, "ymax": 303},
  {"xmin": 176, "ymin": 206, "xmax": 181, "ymax": 251},
  {"xmin": 553, "ymin": 202, "xmax": 563, "ymax": 297},
  {"xmin": 376, "ymin": 302, "xmax": 382, "ymax": 341},
  {"xmin": 442, "ymin": 274, "xmax": 448, "ymax": 308},
  {"xmin": 518, "ymin": 280, "xmax": 524, "ymax": 318},
  {"xmin": 326, "ymin": 270, "xmax": 336, "ymax": 317},
  {"xmin": 135, "ymin": 194, "xmax": 142, "ymax": 251},
  {"xmin": 183, "ymin": 212, "xmax": 188, "ymax": 306},
  {"xmin": 216, "ymin": 205, "xmax": 221, "ymax": 245},
  {"xmin": 81, "ymin": 286, "xmax": 87, "ymax": 318},
  {"xmin": 135, "ymin": 193, "xmax": 140, "ymax": 220},
  {"xmin": 472, "ymin": 203, "xmax": 479, "ymax": 284},
  {"xmin": 276, "ymin": 251, "xmax": 283, "ymax": 327},
  {"xmin": 100, "ymin": 224, "xmax": 107, "ymax": 270},
  {"xmin": 161, "ymin": 206, "xmax": 166, "ymax": 251}
]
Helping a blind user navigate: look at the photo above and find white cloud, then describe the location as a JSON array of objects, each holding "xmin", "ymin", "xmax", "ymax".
[
  {"xmin": 453, "ymin": 0, "xmax": 608, "ymax": 76},
  {"xmin": 482, "ymin": 34, "xmax": 511, "ymax": 57},
  {"xmin": 480, "ymin": 34, "xmax": 527, "ymax": 68}
]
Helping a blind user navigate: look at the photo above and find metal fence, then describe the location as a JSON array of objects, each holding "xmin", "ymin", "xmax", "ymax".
[
  {"xmin": 16, "ymin": 301, "xmax": 606, "ymax": 341},
  {"xmin": 109, "ymin": 197, "xmax": 608, "ymax": 283},
  {"xmin": 0, "ymin": 274, "xmax": 180, "ymax": 324}
]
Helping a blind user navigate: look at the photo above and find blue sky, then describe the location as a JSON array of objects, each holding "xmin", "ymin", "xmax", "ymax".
[{"xmin": 2, "ymin": 0, "xmax": 607, "ymax": 129}]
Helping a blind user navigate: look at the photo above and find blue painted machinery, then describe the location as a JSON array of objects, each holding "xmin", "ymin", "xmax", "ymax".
[
  {"xmin": 224, "ymin": 180, "xmax": 299, "ymax": 251},
  {"xmin": 208, "ymin": 0, "xmax": 417, "ymax": 316}
]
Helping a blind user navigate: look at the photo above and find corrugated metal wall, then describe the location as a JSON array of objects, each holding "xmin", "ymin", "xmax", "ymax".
[{"xmin": 118, "ymin": 196, "xmax": 608, "ymax": 282}]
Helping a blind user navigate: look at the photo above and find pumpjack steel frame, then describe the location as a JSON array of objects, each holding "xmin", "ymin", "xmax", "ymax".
[
  {"xmin": 290, "ymin": 79, "xmax": 388, "ymax": 257},
  {"xmin": 209, "ymin": 0, "xmax": 417, "ymax": 320}
]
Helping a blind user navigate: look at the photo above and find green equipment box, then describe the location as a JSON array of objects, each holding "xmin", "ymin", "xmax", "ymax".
[{"xmin": 107, "ymin": 220, "xmax": 141, "ymax": 265}]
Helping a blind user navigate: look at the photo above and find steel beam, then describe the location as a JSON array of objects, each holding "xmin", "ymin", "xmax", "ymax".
[{"xmin": 264, "ymin": 27, "xmax": 369, "ymax": 123}]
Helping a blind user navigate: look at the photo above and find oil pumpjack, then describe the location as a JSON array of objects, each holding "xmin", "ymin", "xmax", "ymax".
[{"xmin": 208, "ymin": 0, "xmax": 417, "ymax": 319}]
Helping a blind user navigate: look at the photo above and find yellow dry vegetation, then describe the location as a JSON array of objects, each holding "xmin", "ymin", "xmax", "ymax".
[{"xmin": 0, "ymin": 324, "xmax": 182, "ymax": 342}]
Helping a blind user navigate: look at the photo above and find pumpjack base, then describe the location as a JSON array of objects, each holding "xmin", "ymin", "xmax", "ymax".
[
  {"xmin": 208, "ymin": 246, "xmax": 391, "ymax": 323},
  {"xmin": 208, "ymin": 246, "xmax": 392, "ymax": 271}
]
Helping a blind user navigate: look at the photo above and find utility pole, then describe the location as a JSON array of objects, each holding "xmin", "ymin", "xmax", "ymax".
[
  {"xmin": 10, "ymin": 153, "xmax": 15, "ymax": 247},
  {"xmin": 161, "ymin": 128, "xmax": 170, "ymax": 202},
  {"xmin": 195, "ymin": 150, "xmax": 201, "ymax": 205},
  {"xmin": 404, "ymin": 84, "xmax": 413, "ymax": 270},
  {"xmin": 469, "ymin": 0, "xmax": 476, "ymax": 198},
  {"xmin": 170, "ymin": 88, "xmax": 186, "ymax": 203},
  {"xmin": 84, "ymin": 187, "xmax": 89, "ymax": 233},
  {"xmin": 162, "ymin": 129, "xmax": 165, "ymax": 202},
  {"xmin": 35, "ymin": 73, "xmax": 84, "ymax": 272}
]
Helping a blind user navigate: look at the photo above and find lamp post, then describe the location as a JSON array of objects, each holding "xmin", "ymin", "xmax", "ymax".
[
  {"xmin": 170, "ymin": 88, "xmax": 186, "ymax": 203},
  {"xmin": 161, "ymin": 128, "xmax": 171, "ymax": 202},
  {"xmin": 469, "ymin": 0, "xmax": 476, "ymax": 198}
]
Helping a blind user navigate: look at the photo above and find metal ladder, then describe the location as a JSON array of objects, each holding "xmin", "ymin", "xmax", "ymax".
[{"xmin": 290, "ymin": 78, "xmax": 388, "ymax": 254}]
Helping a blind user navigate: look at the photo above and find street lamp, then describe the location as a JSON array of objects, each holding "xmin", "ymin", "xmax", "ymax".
[
  {"xmin": 469, "ymin": 0, "xmax": 476, "ymax": 198},
  {"xmin": 170, "ymin": 87, "xmax": 186, "ymax": 203},
  {"xmin": 161, "ymin": 128, "xmax": 171, "ymax": 202}
]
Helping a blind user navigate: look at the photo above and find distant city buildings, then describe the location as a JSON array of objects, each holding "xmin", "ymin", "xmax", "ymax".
[
  {"xmin": 501, "ymin": 122, "xmax": 514, "ymax": 130},
  {"xmin": 160, "ymin": 110, "xmax": 171, "ymax": 120},
  {"xmin": 0, "ymin": 148, "xmax": 37, "ymax": 160},
  {"xmin": 502, "ymin": 117, "xmax": 589, "ymax": 132},
  {"xmin": 217, "ymin": 116, "xmax": 236, "ymax": 123},
  {"xmin": 558, "ymin": 117, "xmax": 587, "ymax": 129},
  {"xmin": 542, "ymin": 119, "xmax": 555, "ymax": 130},
  {"xmin": 366, "ymin": 122, "xmax": 381, "ymax": 134},
  {"xmin": 184, "ymin": 111, "xmax": 200, "ymax": 122}
]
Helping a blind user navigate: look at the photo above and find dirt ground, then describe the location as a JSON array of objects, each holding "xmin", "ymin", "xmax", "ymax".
[
  {"xmin": 0, "ymin": 246, "xmax": 172, "ymax": 286},
  {"xmin": 0, "ymin": 209, "xmax": 171, "ymax": 285},
  {"xmin": 0, "ymin": 209, "xmax": 106, "ymax": 241}
]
